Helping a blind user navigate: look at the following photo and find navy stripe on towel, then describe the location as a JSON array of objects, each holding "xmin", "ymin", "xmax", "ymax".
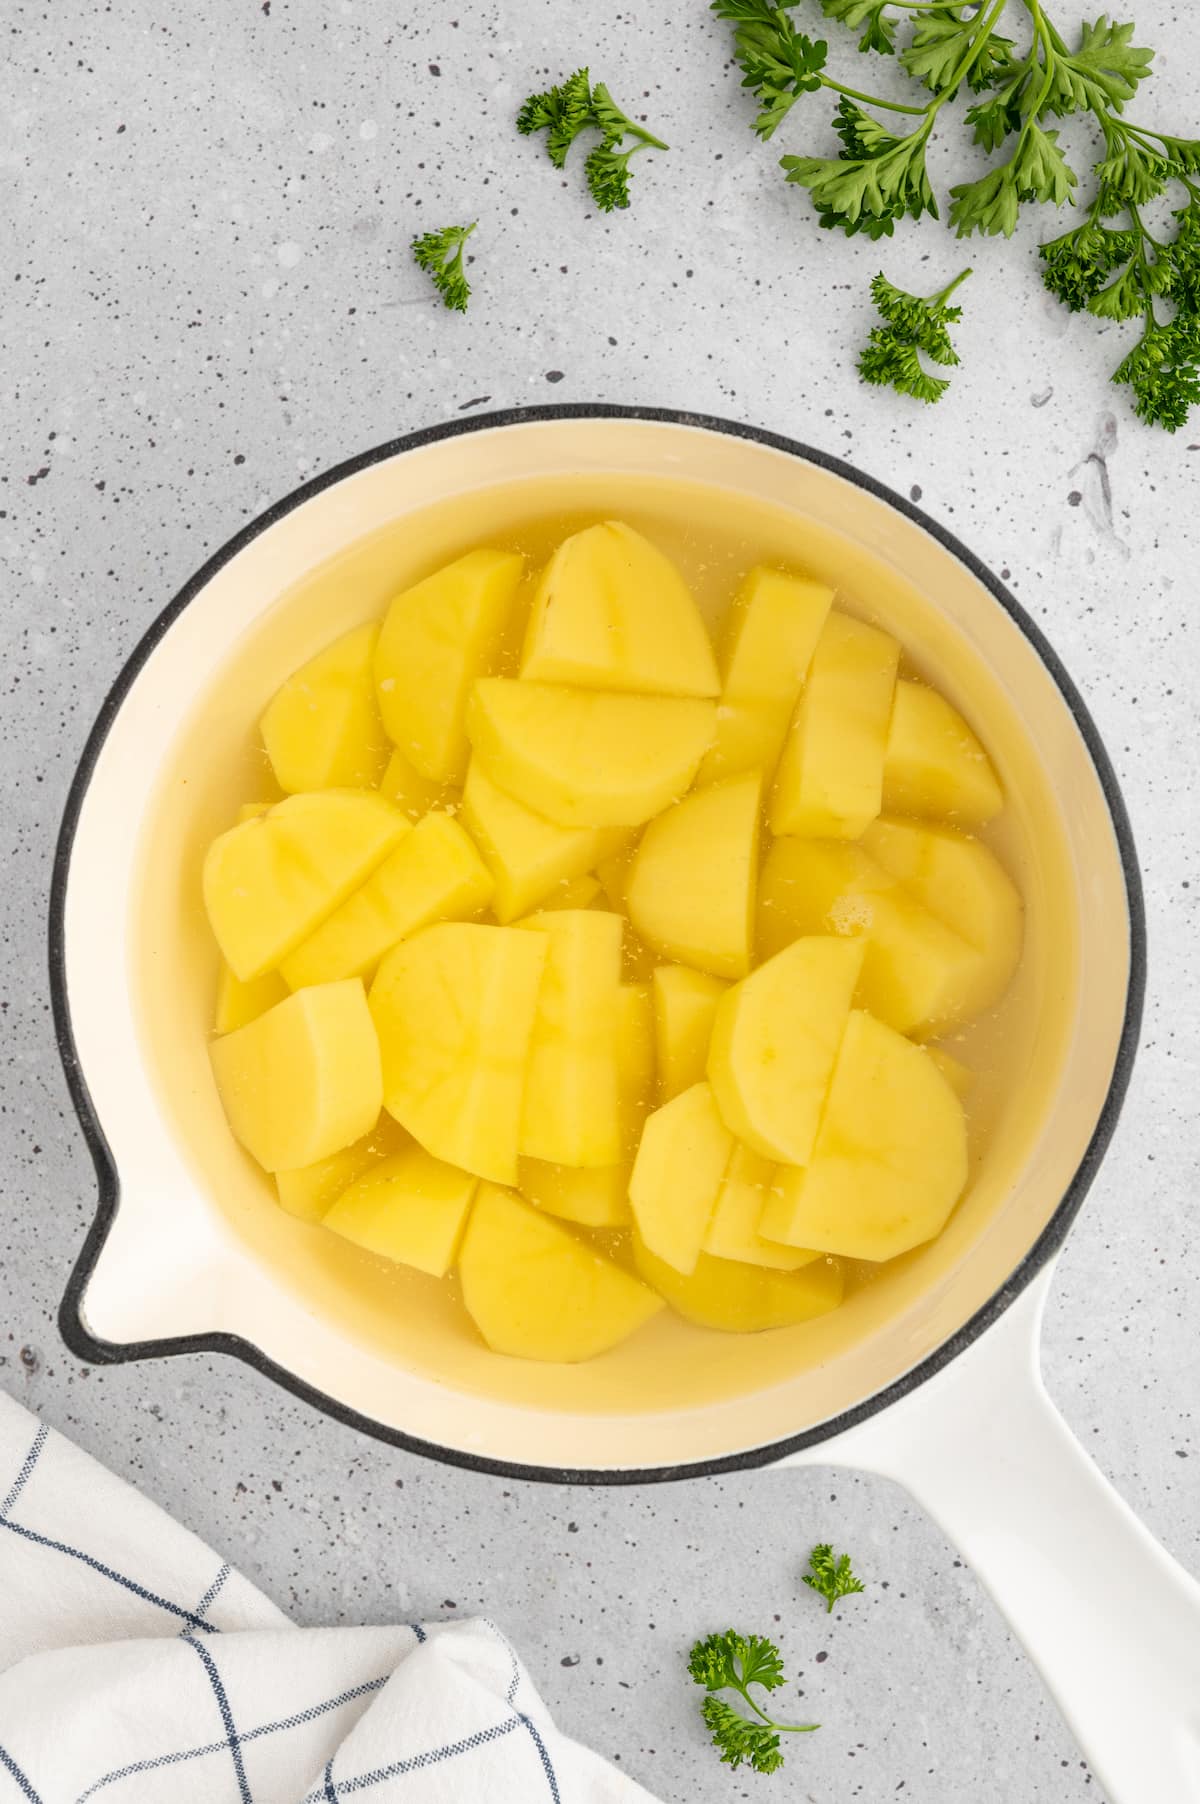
[
  {"xmin": 0, "ymin": 1742, "xmax": 42, "ymax": 1804},
  {"xmin": 183, "ymin": 1635, "xmax": 253, "ymax": 1804},
  {"xmin": 0, "ymin": 1517, "xmax": 217, "ymax": 1635},
  {"xmin": 0, "ymin": 1427, "xmax": 48, "ymax": 1520}
]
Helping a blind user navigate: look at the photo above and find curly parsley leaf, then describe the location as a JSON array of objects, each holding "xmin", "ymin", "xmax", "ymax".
[
  {"xmin": 410, "ymin": 222, "xmax": 477, "ymax": 313},
  {"xmin": 711, "ymin": 0, "xmax": 829, "ymax": 139},
  {"xmin": 784, "ymin": 102, "xmax": 938, "ymax": 237},
  {"xmin": 950, "ymin": 122, "xmax": 1077, "ymax": 235},
  {"xmin": 517, "ymin": 68, "xmax": 596, "ymax": 168},
  {"xmin": 688, "ymin": 1631, "xmax": 818, "ymax": 1775},
  {"xmin": 803, "ymin": 1542, "xmax": 869, "ymax": 1610},
  {"xmin": 517, "ymin": 70, "xmax": 667, "ymax": 210}
]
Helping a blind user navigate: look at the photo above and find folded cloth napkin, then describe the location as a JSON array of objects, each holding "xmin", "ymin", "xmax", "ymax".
[{"xmin": 0, "ymin": 1391, "xmax": 657, "ymax": 1803}]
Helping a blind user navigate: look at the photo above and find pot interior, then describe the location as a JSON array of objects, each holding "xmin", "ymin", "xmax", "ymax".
[{"xmin": 62, "ymin": 417, "xmax": 1133, "ymax": 1471}]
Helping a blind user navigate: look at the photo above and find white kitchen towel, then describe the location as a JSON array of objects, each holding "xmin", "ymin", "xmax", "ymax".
[{"xmin": 0, "ymin": 1391, "xmax": 657, "ymax": 1803}]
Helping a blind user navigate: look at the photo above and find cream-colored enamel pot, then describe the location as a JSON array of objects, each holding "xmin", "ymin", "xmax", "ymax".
[{"xmin": 51, "ymin": 411, "xmax": 1200, "ymax": 1801}]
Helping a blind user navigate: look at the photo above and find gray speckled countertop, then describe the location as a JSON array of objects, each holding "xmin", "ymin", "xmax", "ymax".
[{"xmin": 3, "ymin": 2, "xmax": 1198, "ymax": 1798}]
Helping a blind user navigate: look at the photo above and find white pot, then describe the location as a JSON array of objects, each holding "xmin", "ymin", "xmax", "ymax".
[{"xmin": 51, "ymin": 410, "xmax": 1200, "ymax": 1801}]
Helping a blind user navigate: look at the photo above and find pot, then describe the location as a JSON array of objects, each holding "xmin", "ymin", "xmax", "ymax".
[{"xmin": 51, "ymin": 409, "xmax": 1200, "ymax": 1801}]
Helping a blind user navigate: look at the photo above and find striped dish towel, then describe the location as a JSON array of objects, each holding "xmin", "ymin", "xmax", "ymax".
[{"xmin": 0, "ymin": 1391, "xmax": 657, "ymax": 1803}]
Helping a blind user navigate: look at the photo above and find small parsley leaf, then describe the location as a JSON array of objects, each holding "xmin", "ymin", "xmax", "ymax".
[
  {"xmin": 711, "ymin": 0, "xmax": 829, "ymax": 139},
  {"xmin": 803, "ymin": 1542, "xmax": 869, "ymax": 1610},
  {"xmin": 410, "ymin": 222, "xmax": 477, "ymax": 313}
]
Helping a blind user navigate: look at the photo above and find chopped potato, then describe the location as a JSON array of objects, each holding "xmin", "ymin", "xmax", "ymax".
[
  {"xmin": 633, "ymin": 1234, "xmax": 844, "ymax": 1332},
  {"xmin": 771, "ymin": 611, "xmax": 900, "ymax": 838},
  {"xmin": 203, "ymin": 790, "xmax": 407, "ymax": 981},
  {"xmin": 761, "ymin": 1010, "xmax": 968, "ymax": 1259},
  {"xmin": 466, "ymin": 679, "xmax": 717, "ymax": 828},
  {"xmin": 883, "ymin": 679, "xmax": 1003, "ymax": 825},
  {"xmin": 324, "ymin": 1145, "xmax": 478, "ymax": 1276},
  {"xmin": 652, "ymin": 966, "xmax": 728, "ymax": 1102},
  {"xmin": 703, "ymin": 1144, "xmax": 820, "ymax": 1271},
  {"xmin": 214, "ymin": 963, "xmax": 289, "ymax": 1036},
  {"xmin": 460, "ymin": 1185, "xmax": 663, "ymax": 1362},
  {"xmin": 629, "ymin": 1081, "xmax": 733, "ymax": 1276},
  {"xmin": 210, "ymin": 979, "xmax": 382, "ymax": 1172},
  {"xmin": 261, "ymin": 623, "xmax": 390, "ymax": 794},
  {"xmin": 707, "ymin": 936, "xmax": 863, "ymax": 1165},
  {"xmin": 625, "ymin": 772, "xmax": 761, "ymax": 980},
  {"xmin": 279, "ymin": 812, "xmax": 493, "ymax": 988},
  {"xmin": 517, "ymin": 910, "xmax": 624, "ymax": 1167},
  {"xmin": 275, "ymin": 1116, "xmax": 406, "ymax": 1223},
  {"xmin": 369, "ymin": 921, "xmax": 547, "ymax": 1183},
  {"xmin": 519, "ymin": 1159, "xmax": 630, "ymax": 1229},
  {"xmin": 460, "ymin": 757, "xmax": 624, "ymax": 923},
  {"xmin": 521, "ymin": 521, "xmax": 719, "ymax": 697},
  {"xmin": 757, "ymin": 836, "xmax": 983, "ymax": 1037},
  {"xmin": 378, "ymin": 743, "xmax": 454, "ymax": 820},
  {"xmin": 697, "ymin": 567, "xmax": 832, "ymax": 786},
  {"xmin": 375, "ymin": 548, "xmax": 525, "ymax": 784}
]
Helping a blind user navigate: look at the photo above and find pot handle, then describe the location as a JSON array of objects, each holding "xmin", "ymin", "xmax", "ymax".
[{"xmin": 788, "ymin": 1269, "xmax": 1200, "ymax": 1803}]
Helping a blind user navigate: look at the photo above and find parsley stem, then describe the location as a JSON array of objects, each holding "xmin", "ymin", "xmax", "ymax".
[
  {"xmin": 732, "ymin": 1673, "xmax": 819, "ymax": 1734},
  {"xmin": 819, "ymin": 76, "xmax": 927, "ymax": 116}
]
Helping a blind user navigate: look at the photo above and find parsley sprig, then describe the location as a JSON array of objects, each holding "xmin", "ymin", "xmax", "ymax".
[
  {"xmin": 688, "ymin": 1631, "xmax": 819, "ymax": 1774},
  {"xmin": 802, "ymin": 1541, "xmax": 868, "ymax": 1611},
  {"xmin": 858, "ymin": 266, "xmax": 971, "ymax": 402},
  {"xmin": 518, "ymin": 69, "xmax": 668, "ymax": 212},
  {"xmin": 713, "ymin": 0, "xmax": 1200, "ymax": 428},
  {"xmin": 410, "ymin": 222, "xmax": 477, "ymax": 313}
]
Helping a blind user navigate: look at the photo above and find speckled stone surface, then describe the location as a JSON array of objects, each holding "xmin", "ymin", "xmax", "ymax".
[{"xmin": 2, "ymin": 2, "xmax": 1198, "ymax": 1798}]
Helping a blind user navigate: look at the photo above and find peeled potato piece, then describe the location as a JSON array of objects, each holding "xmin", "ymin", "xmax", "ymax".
[
  {"xmin": 279, "ymin": 812, "xmax": 493, "ymax": 989},
  {"xmin": 461, "ymin": 757, "xmax": 625, "ymax": 924},
  {"xmin": 261, "ymin": 623, "xmax": 390, "ymax": 794},
  {"xmin": 324, "ymin": 1145, "xmax": 478, "ymax": 1277},
  {"xmin": 770, "ymin": 611, "xmax": 900, "ymax": 839},
  {"xmin": 521, "ymin": 521, "xmax": 719, "ymax": 698},
  {"xmin": 703, "ymin": 1144, "xmax": 821, "ymax": 1271},
  {"xmin": 460, "ymin": 1185, "xmax": 663, "ymax": 1362},
  {"xmin": 203, "ymin": 790, "xmax": 407, "ymax": 981},
  {"xmin": 275, "ymin": 1115, "xmax": 407, "ymax": 1223},
  {"xmin": 519, "ymin": 1159, "xmax": 630, "ymax": 1229},
  {"xmin": 652, "ymin": 966, "xmax": 728, "ymax": 1102},
  {"xmin": 696, "ymin": 566, "xmax": 833, "ymax": 786},
  {"xmin": 210, "ymin": 979, "xmax": 383, "ymax": 1172},
  {"xmin": 378, "ymin": 743, "xmax": 455, "ymax": 821},
  {"xmin": 883, "ymin": 679, "xmax": 1003, "ymax": 825},
  {"xmin": 633, "ymin": 1234, "xmax": 844, "ymax": 1333},
  {"xmin": 629, "ymin": 1081, "xmax": 733, "ymax": 1276},
  {"xmin": 369, "ymin": 922, "xmax": 547, "ymax": 1183},
  {"xmin": 625, "ymin": 772, "xmax": 761, "ymax": 980},
  {"xmin": 214, "ymin": 964, "xmax": 288, "ymax": 1036},
  {"xmin": 517, "ymin": 910, "xmax": 624, "ymax": 1168},
  {"xmin": 761, "ymin": 1009, "xmax": 968, "ymax": 1260},
  {"xmin": 861, "ymin": 817, "xmax": 1023, "ymax": 1021},
  {"xmin": 707, "ymin": 936, "xmax": 864, "ymax": 1166},
  {"xmin": 466, "ymin": 679, "xmax": 717, "ymax": 829},
  {"xmin": 757, "ymin": 836, "xmax": 983, "ymax": 1038},
  {"xmin": 375, "ymin": 548, "xmax": 525, "ymax": 784}
]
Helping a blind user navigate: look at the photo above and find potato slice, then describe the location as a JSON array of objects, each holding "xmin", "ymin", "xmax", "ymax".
[
  {"xmin": 883, "ymin": 679, "xmax": 1003, "ymax": 825},
  {"xmin": 860, "ymin": 818, "xmax": 1023, "ymax": 1020},
  {"xmin": 324, "ymin": 1145, "xmax": 478, "ymax": 1277},
  {"xmin": 378, "ymin": 743, "xmax": 454, "ymax": 821},
  {"xmin": 375, "ymin": 548, "xmax": 525, "ymax": 784},
  {"xmin": 368, "ymin": 922, "xmax": 547, "ymax": 1183},
  {"xmin": 203, "ymin": 791, "xmax": 407, "ymax": 981},
  {"xmin": 697, "ymin": 567, "xmax": 833, "ymax": 786},
  {"xmin": 460, "ymin": 1185, "xmax": 663, "ymax": 1362},
  {"xmin": 521, "ymin": 521, "xmax": 719, "ymax": 698},
  {"xmin": 633, "ymin": 1234, "xmax": 844, "ymax": 1332},
  {"xmin": 213, "ymin": 964, "xmax": 288, "ymax": 1036},
  {"xmin": 629, "ymin": 1081, "xmax": 733, "ymax": 1275},
  {"xmin": 260, "ymin": 623, "xmax": 391, "ymax": 793},
  {"xmin": 275, "ymin": 1115, "xmax": 406, "ymax": 1223},
  {"xmin": 210, "ymin": 979, "xmax": 382, "ymax": 1172},
  {"xmin": 652, "ymin": 966, "xmax": 728, "ymax": 1102},
  {"xmin": 761, "ymin": 1009, "xmax": 968, "ymax": 1259},
  {"xmin": 460, "ymin": 758, "xmax": 624, "ymax": 924},
  {"xmin": 770, "ymin": 611, "xmax": 900, "ymax": 838},
  {"xmin": 279, "ymin": 812, "xmax": 493, "ymax": 988},
  {"xmin": 466, "ymin": 679, "xmax": 716, "ymax": 829},
  {"xmin": 626, "ymin": 772, "xmax": 761, "ymax": 979},
  {"xmin": 536, "ymin": 874, "xmax": 602, "ymax": 911},
  {"xmin": 517, "ymin": 910, "xmax": 624, "ymax": 1167},
  {"xmin": 616, "ymin": 981, "xmax": 656, "ymax": 1155},
  {"xmin": 519, "ymin": 1159, "xmax": 630, "ymax": 1229},
  {"xmin": 703, "ymin": 1144, "xmax": 821, "ymax": 1271},
  {"xmin": 757, "ymin": 836, "xmax": 982, "ymax": 1037},
  {"xmin": 707, "ymin": 936, "xmax": 863, "ymax": 1165}
]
